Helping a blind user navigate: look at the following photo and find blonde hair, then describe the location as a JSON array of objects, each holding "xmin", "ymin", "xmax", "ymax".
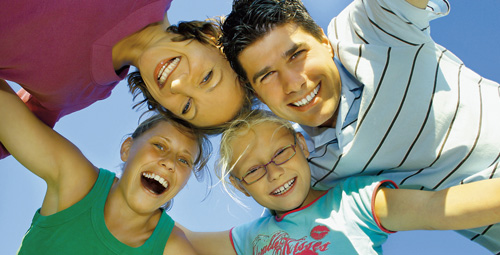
[{"xmin": 216, "ymin": 110, "xmax": 296, "ymax": 203}]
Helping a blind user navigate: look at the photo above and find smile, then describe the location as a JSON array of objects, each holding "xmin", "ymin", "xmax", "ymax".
[
  {"xmin": 141, "ymin": 172, "xmax": 169, "ymax": 195},
  {"xmin": 291, "ymin": 85, "xmax": 320, "ymax": 107},
  {"xmin": 271, "ymin": 178, "xmax": 296, "ymax": 196},
  {"xmin": 156, "ymin": 57, "xmax": 180, "ymax": 88}
]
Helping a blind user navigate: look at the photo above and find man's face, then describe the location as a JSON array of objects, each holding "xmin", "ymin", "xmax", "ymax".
[{"xmin": 238, "ymin": 23, "xmax": 341, "ymax": 127}]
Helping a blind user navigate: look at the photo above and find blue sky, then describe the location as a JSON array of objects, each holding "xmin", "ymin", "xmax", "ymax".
[{"xmin": 1, "ymin": 0, "xmax": 499, "ymax": 254}]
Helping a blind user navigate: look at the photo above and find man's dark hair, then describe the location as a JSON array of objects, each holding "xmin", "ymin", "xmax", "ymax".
[{"xmin": 221, "ymin": 0, "xmax": 323, "ymax": 82}]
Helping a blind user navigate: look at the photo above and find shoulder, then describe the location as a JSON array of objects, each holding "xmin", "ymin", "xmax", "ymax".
[
  {"xmin": 330, "ymin": 176, "xmax": 396, "ymax": 208},
  {"xmin": 163, "ymin": 225, "xmax": 197, "ymax": 255}
]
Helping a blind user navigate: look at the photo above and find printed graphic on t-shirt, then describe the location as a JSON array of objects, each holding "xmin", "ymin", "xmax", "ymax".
[{"xmin": 251, "ymin": 225, "xmax": 331, "ymax": 255}]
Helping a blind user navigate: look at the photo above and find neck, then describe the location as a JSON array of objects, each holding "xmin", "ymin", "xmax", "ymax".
[
  {"xmin": 104, "ymin": 180, "xmax": 162, "ymax": 247},
  {"xmin": 275, "ymin": 188, "xmax": 327, "ymax": 218},
  {"xmin": 112, "ymin": 22, "xmax": 170, "ymax": 71}
]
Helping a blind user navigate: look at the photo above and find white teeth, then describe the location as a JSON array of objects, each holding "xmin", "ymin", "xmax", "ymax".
[
  {"xmin": 272, "ymin": 178, "xmax": 295, "ymax": 195},
  {"xmin": 157, "ymin": 58, "xmax": 180, "ymax": 86},
  {"xmin": 142, "ymin": 172, "xmax": 169, "ymax": 189},
  {"xmin": 292, "ymin": 85, "xmax": 320, "ymax": 107}
]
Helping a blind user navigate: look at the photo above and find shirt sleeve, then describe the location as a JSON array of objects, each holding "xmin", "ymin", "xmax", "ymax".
[
  {"xmin": 337, "ymin": 176, "xmax": 398, "ymax": 234},
  {"xmin": 230, "ymin": 223, "xmax": 251, "ymax": 255},
  {"xmin": 335, "ymin": 0, "xmax": 450, "ymax": 47},
  {"xmin": 371, "ymin": 180, "xmax": 398, "ymax": 233}
]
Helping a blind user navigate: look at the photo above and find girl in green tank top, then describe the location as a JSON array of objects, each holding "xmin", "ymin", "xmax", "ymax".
[{"xmin": 0, "ymin": 81, "xmax": 211, "ymax": 254}]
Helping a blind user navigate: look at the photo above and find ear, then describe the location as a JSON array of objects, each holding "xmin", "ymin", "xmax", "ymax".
[
  {"xmin": 120, "ymin": 137, "xmax": 133, "ymax": 162},
  {"xmin": 296, "ymin": 132, "xmax": 310, "ymax": 158},
  {"xmin": 229, "ymin": 176, "xmax": 251, "ymax": 197},
  {"xmin": 319, "ymin": 28, "xmax": 335, "ymax": 59}
]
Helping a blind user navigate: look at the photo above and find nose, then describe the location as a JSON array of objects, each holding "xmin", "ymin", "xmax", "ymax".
[
  {"xmin": 159, "ymin": 155, "xmax": 175, "ymax": 172},
  {"xmin": 170, "ymin": 74, "xmax": 192, "ymax": 95},
  {"xmin": 266, "ymin": 163, "xmax": 285, "ymax": 182},
  {"xmin": 281, "ymin": 69, "xmax": 306, "ymax": 94}
]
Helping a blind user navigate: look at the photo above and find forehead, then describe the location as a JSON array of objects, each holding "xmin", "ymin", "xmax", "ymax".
[
  {"xmin": 238, "ymin": 23, "xmax": 312, "ymax": 80},
  {"xmin": 143, "ymin": 122, "xmax": 200, "ymax": 155},
  {"xmin": 229, "ymin": 122, "xmax": 294, "ymax": 164}
]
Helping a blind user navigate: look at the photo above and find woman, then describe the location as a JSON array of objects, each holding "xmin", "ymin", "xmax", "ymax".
[{"xmin": 0, "ymin": 0, "xmax": 249, "ymax": 159}]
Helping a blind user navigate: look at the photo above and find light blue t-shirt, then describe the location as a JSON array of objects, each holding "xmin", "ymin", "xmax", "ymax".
[{"xmin": 230, "ymin": 176, "xmax": 396, "ymax": 255}]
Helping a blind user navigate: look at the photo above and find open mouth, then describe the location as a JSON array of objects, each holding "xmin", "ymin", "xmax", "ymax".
[
  {"xmin": 141, "ymin": 172, "xmax": 169, "ymax": 195},
  {"xmin": 291, "ymin": 84, "xmax": 320, "ymax": 107},
  {"xmin": 155, "ymin": 57, "xmax": 180, "ymax": 88},
  {"xmin": 271, "ymin": 178, "xmax": 296, "ymax": 196}
]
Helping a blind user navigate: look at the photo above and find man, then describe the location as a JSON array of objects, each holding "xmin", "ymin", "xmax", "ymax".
[{"xmin": 221, "ymin": 0, "xmax": 500, "ymax": 252}]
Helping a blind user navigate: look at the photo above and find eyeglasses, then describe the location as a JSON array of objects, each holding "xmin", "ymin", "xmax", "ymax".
[{"xmin": 234, "ymin": 143, "xmax": 297, "ymax": 185}]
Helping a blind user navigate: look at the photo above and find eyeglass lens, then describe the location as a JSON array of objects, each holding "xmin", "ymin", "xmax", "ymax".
[{"xmin": 243, "ymin": 144, "xmax": 296, "ymax": 184}]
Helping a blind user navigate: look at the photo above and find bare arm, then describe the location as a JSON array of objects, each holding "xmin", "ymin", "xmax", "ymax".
[
  {"xmin": 177, "ymin": 223, "xmax": 236, "ymax": 255},
  {"xmin": 405, "ymin": 0, "xmax": 429, "ymax": 9},
  {"xmin": 375, "ymin": 178, "xmax": 500, "ymax": 231},
  {"xmin": 163, "ymin": 226, "xmax": 198, "ymax": 255},
  {"xmin": 0, "ymin": 80, "xmax": 97, "ymax": 215}
]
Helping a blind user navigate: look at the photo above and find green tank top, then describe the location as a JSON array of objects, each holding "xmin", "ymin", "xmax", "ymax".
[{"xmin": 17, "ymin": 169, "xmax": 175, "ymax": 254}]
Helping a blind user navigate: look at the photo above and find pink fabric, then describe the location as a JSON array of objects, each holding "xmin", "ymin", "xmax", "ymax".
[{"xmin": 0, "ymin": 0, "xmax": 173, "ymax": 158}]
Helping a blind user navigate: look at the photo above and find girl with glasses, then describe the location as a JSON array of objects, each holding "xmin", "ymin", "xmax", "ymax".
[
  {"xmin": 0, "ymin": 80, "xmax": 211, "ymax": 254},
  {"xmin": 182, "ymin": 109, "xmax": 500, "ymax": 255}
]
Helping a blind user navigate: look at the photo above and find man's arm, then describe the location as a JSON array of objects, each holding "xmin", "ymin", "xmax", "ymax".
[
  {"xmin": 405, "ymin": 0, "xmax": 429, "ymax": 9},
  {"xmin": 375, "ymin": 178, "xmax": 500, "ymax": 231}
]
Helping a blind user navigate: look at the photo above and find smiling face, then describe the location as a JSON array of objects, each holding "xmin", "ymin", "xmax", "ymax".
[
  {"xmin": 238, "ymin": 23, "xmax": 341, "ymax": 127},
  {"xmin": 119, "ymin": 121, "xmax": 199, "ymax": 213},
  {"xmin": 138, "ymin": 38, "xmax": 245, "ymax": 127},
  {"xmin": 228, "ymin": 121, "xmax": 318, "ymax": 216}
]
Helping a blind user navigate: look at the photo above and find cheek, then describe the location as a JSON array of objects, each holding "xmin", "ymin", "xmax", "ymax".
[{"xmin": 178, "ymin": 169, "xmax": 192, "ymax": 186}]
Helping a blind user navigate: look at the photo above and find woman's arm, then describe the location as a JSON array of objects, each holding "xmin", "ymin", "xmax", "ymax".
[
  {"xmin": 0, "ymin": 80, "xmax": 97, "ymax": 215},
  {"xmin": 163, "ymin": 226, "xmax": 198, "ymax": 255},
  {"xmin": 375, "ymin": 178, "xmax": 500, "ymax": 231},
  {"xmin": 177, "ymin": 223, "xmax": 236, "ymax": 255}
]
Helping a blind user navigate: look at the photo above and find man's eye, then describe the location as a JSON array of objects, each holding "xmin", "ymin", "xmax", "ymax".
[
  {"xmin": 202, "ymin": 71, "xmax": 213, "ymax": 84},
  {"xmin": 182, "ymin": 99, "xmax": 191, "ymax": 114},
  {"xmin": 291, "ymin": 50, "xmax": 305, "ymax": 60},
  {"xmin": 260, "ymin": 71, "xmax": 274, "ymax": 83}
]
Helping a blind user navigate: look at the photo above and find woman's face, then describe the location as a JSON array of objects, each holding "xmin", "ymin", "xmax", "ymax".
[
  {"xmin": 119, "ymin": 121, "xmax": 199, "ymax": 213},
  {"xmin": 138, "ymin": 38, "xmax": 245, "ymax": 127}
]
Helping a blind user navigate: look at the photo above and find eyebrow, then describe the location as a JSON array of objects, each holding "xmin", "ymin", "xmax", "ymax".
[
  {"xmin": 251, "ymin": 42, "xmax": 303, "ymax": 84},
  {"xmin": 159, "ymin": 136, "xmax": 195, "ymax": 161}
]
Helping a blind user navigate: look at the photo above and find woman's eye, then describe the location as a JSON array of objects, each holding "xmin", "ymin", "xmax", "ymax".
[
  {"xmin": 202, "ymin": 71, "xmax": 213, "ymax": 84},
  {"xmin": 246, "ymin": 167, "xmax": 259, "ymax": 175},
  {"xmin": 182, "ymin": 99, "xmax": 191, "ymax": 114},
  {"xmin": 178, "ymin": 158, "xmax": 190, "ymax": 166},
  {"xmin": 154, "ymin": 143, "xmax": 165, "ymax": 151},
  {"xmin": 275, "ymin": 148, "xmax": 286, "ymax": 156}
]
